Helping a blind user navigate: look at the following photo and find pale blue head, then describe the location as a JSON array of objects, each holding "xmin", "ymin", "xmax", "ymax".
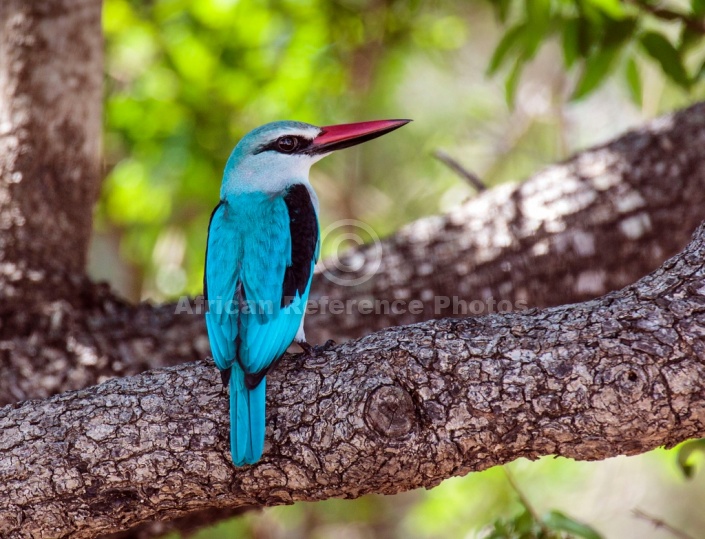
[{"xmin": 220, "ymin": 119, "xmax": 411, "ymax": 198}]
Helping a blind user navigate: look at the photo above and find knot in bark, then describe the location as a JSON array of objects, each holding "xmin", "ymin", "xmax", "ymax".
[{"xmin": 366, "ymin": 385, "xmax": 415, "ymax": 438}]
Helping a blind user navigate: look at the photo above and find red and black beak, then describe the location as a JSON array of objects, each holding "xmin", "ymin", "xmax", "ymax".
[{"xmin": 309, "ymin": 119, "xmax": 411, "ymax": 154}]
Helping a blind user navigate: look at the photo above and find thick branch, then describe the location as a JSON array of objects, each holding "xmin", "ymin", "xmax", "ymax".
[
  {"xmin": 2, "ymin": 222, "xmax": 704, "ymax": 539},
  {"xmin": 4, "ymin": 103, "xmax": 705, "ymax": 406}
]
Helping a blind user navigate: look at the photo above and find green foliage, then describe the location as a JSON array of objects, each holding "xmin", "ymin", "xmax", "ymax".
[
  {"xmin": 624, "ymin": 57, "xmax": 642, "ymax": 105},
  {"xmin": 101, "ymin": 0, "xmax": 469, "ymax": 299},
  {"xmin": 486, "ymin": 0, "xmax": 705, "ymax": 105},
  {"xmin": 486, "ymin": 509, "xmax": 552, "ymax": 539},
  {"xmin": 486, "ymin": 509, "xmax": 602, "ymax": 539},
  {"xmin": 104, "ymin": 0, "xmax": 332, "ymax": 296},
  {"xmin": 541, "ymin": 511, "xmax": 603, "ymax": 539},
  {"xmin": 639, "ymin": 31, "xmax": 690, "ymax": 88},
  {"xmin": 484, "ymin": 466, "xmax": 602, "ymax": 539}
]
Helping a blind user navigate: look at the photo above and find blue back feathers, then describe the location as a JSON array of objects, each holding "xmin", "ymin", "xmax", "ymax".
[{"xmin": 205, "ymin": 121, "xmax": 320, "ymax": 466}]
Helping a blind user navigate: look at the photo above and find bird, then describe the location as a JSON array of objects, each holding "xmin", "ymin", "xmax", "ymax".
[{"xmin": 204, "ymin": 118, "xmax": 410, "ymax": 466}]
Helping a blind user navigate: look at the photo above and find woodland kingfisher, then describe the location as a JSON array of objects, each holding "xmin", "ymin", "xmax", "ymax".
[{"xmin": 204, "ymin": 119, "xmax": 410, "ymax": 466}]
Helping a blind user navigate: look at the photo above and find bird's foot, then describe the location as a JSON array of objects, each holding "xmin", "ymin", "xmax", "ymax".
[{"xmin": 299, "ymin": 339, "xmax": 337, "ymax": 356}]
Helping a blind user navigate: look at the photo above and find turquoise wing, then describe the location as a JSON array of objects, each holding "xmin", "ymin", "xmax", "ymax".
[{"xmin": 204, "ymin": 185, "xmax": 319, "ymax": 465}]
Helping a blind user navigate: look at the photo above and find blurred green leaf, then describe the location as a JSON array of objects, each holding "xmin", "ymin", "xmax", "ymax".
[
  {"xmin": 494, "ymin": 0, "xmax": 514, "ymax": 23},
  {"xmin": 577, "ymin": 0, "xmax": 606, "ymax": 25},
  {"xmin": 625, "ymin": 57, "xmax": 642, "ymax": 106},
  {"xmin": 485, "ymin": 511, "xmax": 546, "ymax": 539},
  {"xmin": 488, "ymin": 24, "xmax": 526, "ymax": 74},
  {"xmin": 104, "ymin": 159, "xmax": 172, "ymax": 225},
  {"xmin": 430, "ymin": 16, "xmax": 468, "ymax": 50},
  {"xmin": 692, "ymin": 0, "xmax": 705, "ymax": 16},
  {"xmin": 485, "ymin": 507, "xmax": 601, "ymax": 539},
  {"xmin": 677, "ymin": 439, "xmax": 705, "ymax": 478},
  {"xmin": 576, "ymin": 16, "xmax": 596, "ymax": 57},
  {"xmin": 523, "ymin": 0, "xmax": 552, "ymax": 59},
  {"xmin": 514, "ymin": 509, "xmax": 534, "ymax": 533},
  {"xmin": 572, "ymin": 45, "xmax": 620, "ymax": 100},
  {"xmin": 584, "ymin": 0, "xmax": 625, "ymax": 19},
  {"xmin": 505, "ymin": 55, "xmax": 525, "ymax": 106},
  {"xmin": 542, "ymin": 510, "xmax": 603, "ymax": 539},
  {"xmin": 679, "ymin": 25, "xmax": 703, "ymax": 53},
  {"xmin": 639, "ymin": 31, "xmax": 691, "ymax": 88},
  {"xmin": 602, "ymin": 17, "xmax": 637, "ymax": 48},
  {"xmin": 525, "ymin": 0, "xmax": 551, "ymax": 25},
  {"xmin": 562, "ymin": 18, "xmax": 580, "ymax": 68}
]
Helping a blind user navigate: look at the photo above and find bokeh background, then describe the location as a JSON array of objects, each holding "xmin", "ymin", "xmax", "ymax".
[{"xmin": 94, "ymin": 0, "xmax": 705, "ymax": 537}]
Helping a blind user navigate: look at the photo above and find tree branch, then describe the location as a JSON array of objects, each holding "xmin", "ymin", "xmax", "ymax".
[
  {"xmin": 3, "ymin": 220, "xmax": 705, "ymax": 539},
  {"xmin": 4, "ymin": 102, "xmax": 705, "ymax": 406},
  {"xmin": 432, "ymin": 149, "xmax": 487, "ymax": 192},
  {"xmin": 632, "ymin": 509, "xmax": 697, "ymax": 539}
]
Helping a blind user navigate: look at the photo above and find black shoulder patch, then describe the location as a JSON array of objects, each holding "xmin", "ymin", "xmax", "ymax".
[
  {"xmin": 203, "ymin": 201, "xmax": 224, "ymax": 303},
  {"xmin": 282, "ymin": 184, "xmax": 318, "ymax": 307}
]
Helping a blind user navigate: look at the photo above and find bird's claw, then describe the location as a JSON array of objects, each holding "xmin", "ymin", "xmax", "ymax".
[
  {"xmin": 299, "ymin": 339, "xmax": 337, "ymax": 356},
  {"xmin": 320, "ymin": 339, "xmax": 337, "ymax": 351}
]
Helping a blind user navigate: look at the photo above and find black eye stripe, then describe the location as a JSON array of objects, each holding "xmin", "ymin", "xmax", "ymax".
[{"xmin": 254, "ymin": 135, "xmax": 313, "ymax": 155}]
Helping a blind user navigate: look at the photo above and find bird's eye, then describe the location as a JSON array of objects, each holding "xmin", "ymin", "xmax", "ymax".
[{"xmin": 276, "ymin": 136, "xmax": 299, "ymax": 153}]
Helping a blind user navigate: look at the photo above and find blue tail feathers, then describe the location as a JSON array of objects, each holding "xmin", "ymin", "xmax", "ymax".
[{"xmin": 229, "ymin": 370, "xmax": 266, "ymax": 466}]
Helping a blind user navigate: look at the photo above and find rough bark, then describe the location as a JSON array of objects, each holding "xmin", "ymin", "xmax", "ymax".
[
  {"xmin": 0, "ymin": 0, "xmax": 102, "ymax": 303},
  {"xmin": 3, "ymin": 103, "xmax": 705, "ymax": 407},
  {"xmin": 2, "ymin": 220, "xmax": 704, "ymax": 539}
]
